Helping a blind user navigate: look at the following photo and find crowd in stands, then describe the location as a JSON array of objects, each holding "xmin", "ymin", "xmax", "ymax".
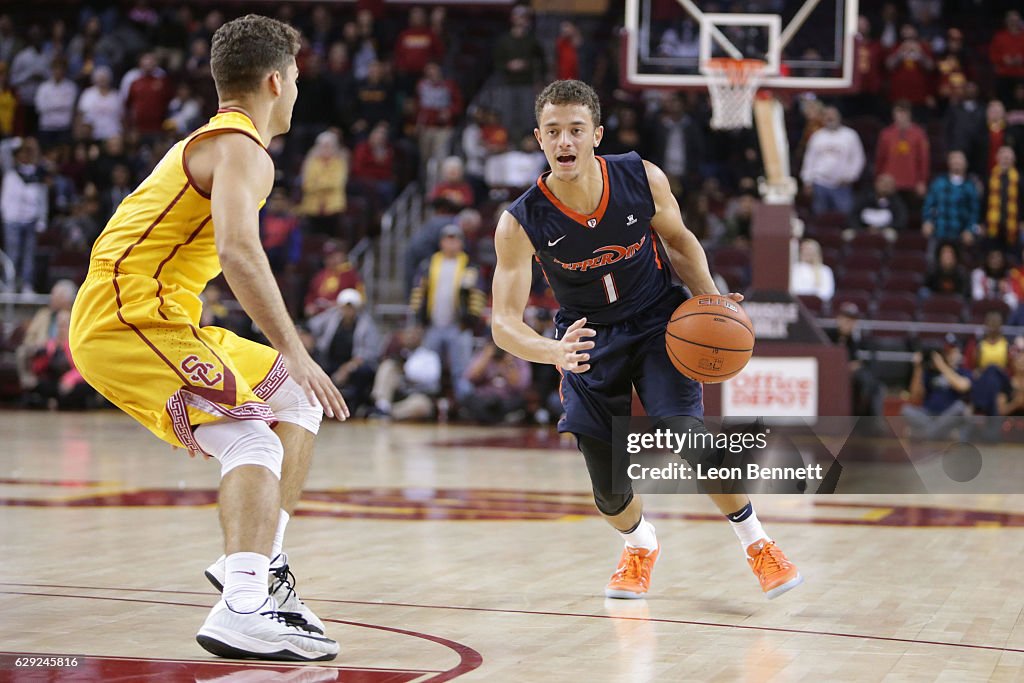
[{"xmin": 1, "ymin": 2, "xmax": 1024, "ymax": 425}]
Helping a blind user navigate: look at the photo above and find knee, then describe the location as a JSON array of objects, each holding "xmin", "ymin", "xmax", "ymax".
[
  {"xmin": 265, "ymin": 375, "xmax": 323, "ymax": 434},
  {"xmin": 593, "ymin": 488, "xmax": 633, "ymax": 517},
  {"xmin": 577, "ymin": 434, "xmax": 634, "ymax": 517},
  {"xmin": 194, "ymin": 419, "xmax": 284, "ymax": 479},
  {"xmin": 657, "ymin": 415, "xmax": 722, "ymax": 468}
]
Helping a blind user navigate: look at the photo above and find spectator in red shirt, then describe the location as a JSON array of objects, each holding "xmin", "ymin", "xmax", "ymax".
[
  {"xmin": 990, "ymin": 10, "xmax": 1024, "ymax": 102},
  {"xmin": 875, "ymin": 101, "xmax": 930, "ymax": 207},
  {"xmin": 884, "ymin": 24, "xmax": 935, "ymax": 110},
  {"xmin": 481, "ymin": 108, "xmax": 510, "ymax": 155},
  {"xmin": 852, "ymin": 16, "xmax": 885, "ymax": 116},
  {"xmin": 393, "ymin": 6, "xmax": 443, "ymax": 93},
  {"xmin": 351, "ymin": 120, "xmax": 396, "ymax": 209},
  {"xmin": 304, "ymin": 240, "xmax": 364, "ymax": 318},
  {"xmin": 125, "ymin": 52, "xmax": 171, "ymax": 140},
  {"xmin": 416, "ymin": 62, "xmax": 462, "ymax": 173},
  {"xmin": 428, "ymin": 156, "xmax": 474, "ymax": 214},
  {"xmin": 555, "ymin": 21, "xmax": 581, "ymax": 81}
]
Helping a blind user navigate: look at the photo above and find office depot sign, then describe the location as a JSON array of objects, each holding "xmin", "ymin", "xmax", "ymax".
[{"xmin": 722, "ymin": 357, "xmax": 818, "ymax": 417}]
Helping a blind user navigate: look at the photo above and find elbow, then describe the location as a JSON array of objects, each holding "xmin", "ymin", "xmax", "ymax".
[
  {"xmin": 492, "ymin": 319, "xmax": 510, "ymax": 351},
  {"xmin": 216, "ymin": 246, "xmax": 240, "ymax": 272},
  {"xmin": 492, "ymin": 316, "xmax": 516, "ymax": 352},
  {"xmin": 216, "ymin": 242, "xmax": 254, "ymax": 275}
]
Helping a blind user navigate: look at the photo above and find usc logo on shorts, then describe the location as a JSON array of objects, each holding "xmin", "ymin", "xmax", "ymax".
[{"xmin": 181, "ymin": 354, "xmax": 223, "ymax": 387}]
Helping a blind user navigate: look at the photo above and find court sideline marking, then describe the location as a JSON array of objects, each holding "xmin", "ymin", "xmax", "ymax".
[{"xmin": 1, "ymin": 582, "xmax": 1021, "ymax": 656}]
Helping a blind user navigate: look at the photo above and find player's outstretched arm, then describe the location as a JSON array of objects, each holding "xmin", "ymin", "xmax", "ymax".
[
  {"xmin": 210, "ymin": 134, "xmax": 348, "ymax": 420},
  {"xmin": 492, "ymin": 211, "xmax": 595, "ymax": 373},
  {"xmin": 643, "ymin": 159, "xmax": 743, "ymax": 302}
]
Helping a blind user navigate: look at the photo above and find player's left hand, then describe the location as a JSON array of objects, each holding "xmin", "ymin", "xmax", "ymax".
[
  {"xmin": 724, "ymin": 292, "xmax": 745, "ymax": 303},
  {"xmin": 554, "ymin": 317, "xmax": 596, "ymax": 374}
]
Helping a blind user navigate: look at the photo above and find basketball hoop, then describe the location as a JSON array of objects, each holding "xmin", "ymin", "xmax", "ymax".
[{"xmin": 701, "ymin": 58, "xmax": 767, "ymax": 130}]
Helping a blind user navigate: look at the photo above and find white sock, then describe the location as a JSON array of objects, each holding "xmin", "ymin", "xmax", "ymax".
[
  {"xmin": 271, "ymin": 509, "xmax": 289, "ymax": 560},
  {"xmin": 728, "ymin": 505, "xmax": 770, "ymax": 551},
  {"xmin": 620, "ymin": 516, "xmax": 658, "ymax": 551},
  {"xmin": 223, "ymin": 552, "xmax": 271, "ymax": 613}
]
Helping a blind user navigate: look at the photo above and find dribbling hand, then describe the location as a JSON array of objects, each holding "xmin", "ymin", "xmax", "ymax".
[
  {"xmin": 724, "ymin": 292, "xmax": 745, "ymax": 303},
  {"xmin": 283, "ymin": 351, "xmax": 350, "ymax": 421},
  {"xmin": 555, "ymin": 317, "xmax": 596, "ymax": 374}
]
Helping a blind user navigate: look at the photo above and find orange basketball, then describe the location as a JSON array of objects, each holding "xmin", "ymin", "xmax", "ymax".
[{"xmin": 665, "ymin": 296, "xmax": 755, "ymax": 383}]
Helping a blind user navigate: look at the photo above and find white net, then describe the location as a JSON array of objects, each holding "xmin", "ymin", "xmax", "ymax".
[{"xmin": 702, "ymin": 59, "xmax": 766, "ymax": 130}]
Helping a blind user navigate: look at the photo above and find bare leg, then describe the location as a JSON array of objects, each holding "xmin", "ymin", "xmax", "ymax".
[
  {"xmin": 220, "ymin": 465, "xmax": 279, "ymax": 555},
  {"xmin": 274, "ymin": 422, "xmax": 315, "ymax": 515},
  {"xmin": 708, "ymin": 493, "xmax": 750, "ymax": 516}
]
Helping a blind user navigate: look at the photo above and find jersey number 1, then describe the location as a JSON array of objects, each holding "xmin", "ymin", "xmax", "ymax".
[{"xmin": 602, "ymin": 273, "xmax": 619, "ymax": 303}]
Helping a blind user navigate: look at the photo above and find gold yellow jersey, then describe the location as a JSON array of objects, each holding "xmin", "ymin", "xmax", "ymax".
[
  {"xmin": 70, "ymin": 109, "xmax": 281, "ymax": 453},
  {"xmin": 89, "ymin": 108, "xmax": 268, "ymax": 317}
]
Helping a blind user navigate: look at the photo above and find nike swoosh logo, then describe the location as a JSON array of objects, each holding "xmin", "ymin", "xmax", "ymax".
[
  {"xmin": 548, "ymin": 235, "xmax": 567, "ymax": 246},
  {"xmin": 232, "ymin": 570, "xmax": 257, "ymax": 576}
]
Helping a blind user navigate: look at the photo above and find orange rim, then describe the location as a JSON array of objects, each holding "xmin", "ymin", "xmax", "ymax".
[{"xmin": 703, "ymin": 58, "xmax": 767, "ymax": 84}]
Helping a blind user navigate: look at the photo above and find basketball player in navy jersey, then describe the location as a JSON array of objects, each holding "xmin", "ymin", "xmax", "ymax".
[{"xmin": 492, "ymin": 80, "xmax": 803, "ymax": 599}]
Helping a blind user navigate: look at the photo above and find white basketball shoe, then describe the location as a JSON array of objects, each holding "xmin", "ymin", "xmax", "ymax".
[
  {"xmin": 196, "ymin": 598, "xmax": 338, "ymax": 661},
  {"xmin": 205, "ymin": 553, "xmax": 327, "ymax": 635}
]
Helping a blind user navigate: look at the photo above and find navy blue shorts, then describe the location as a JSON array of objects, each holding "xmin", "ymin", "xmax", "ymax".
[{"xmin": 555, "ymin": 287, "xmax": 704, "ymax": 443}]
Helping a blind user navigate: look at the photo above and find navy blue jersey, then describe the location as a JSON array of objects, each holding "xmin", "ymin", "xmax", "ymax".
[{"xmin": 507, "ymin": 152, "xmax": 671, "ymax": 324}]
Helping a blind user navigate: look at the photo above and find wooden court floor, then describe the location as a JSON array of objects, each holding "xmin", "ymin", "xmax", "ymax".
[{"xmin": 2, "ymin": 410, "xmax": 1023, "ymax": 682}]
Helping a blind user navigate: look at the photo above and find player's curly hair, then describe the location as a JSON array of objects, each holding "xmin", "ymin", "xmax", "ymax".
[
  {"xmin": 210, "ymin": 14, "xmax": 301, "ymax": 97},
  {"xmin": 535, "ymin": 80, "xmax": 602, "ymax": 127}
]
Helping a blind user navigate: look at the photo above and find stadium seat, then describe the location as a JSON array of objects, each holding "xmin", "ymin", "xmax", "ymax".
[
  {"xmin": 871, "ymin": 310, "xmax": 915, "ymax": 338},
  {"xmin": 888, "ymin": 252, "xmax": 929, "ymax": 273},
  {"xmin": 805, "ymin": 225, "xmax": 844, "ymax": 251},
  {"xmin": 836, "ymin": 270, "xmax": 877, "ymax": 292},
  {"xmin": 843, "ymin": 248, "xmax": 885, "ymax": 272},
  {"xmin": 892, "ymin": 231, "xmax": 929, "ymax": 253},
  {"xmin": 969, "ymin": 299, "xmax": 1011, "ymax": 324},
  {"xmin": 875, "ymin": 292, "xmax": 919, "ymax": 318},
  {"xmin": 921, "ymin": 295, "xmax": 966, "ymax": 320},
  {"xmin": 881, "ymin": 270, "xmax": 924, "ymax": 294},
  {"xmin": 848, "ymin": 231, "xmax": 889, "ymax": 252},
  {"xmin": 796, "ymin": 294, "xmax": 824, "ymax": 316},
  {"xmin": 809, "ymin": 211, "xmax": 849, "ymax": 230},
  {"xmin": 831, "ymin": 289, "xmax": 872, "ymax": 317}
]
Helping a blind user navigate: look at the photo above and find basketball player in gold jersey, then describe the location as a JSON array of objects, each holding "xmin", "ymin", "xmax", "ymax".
[{"xmin": 70, "ymin": 15, "xmax": 343, "ymax": 661}]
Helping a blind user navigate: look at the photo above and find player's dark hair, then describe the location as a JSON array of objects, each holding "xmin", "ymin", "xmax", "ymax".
[
  {"xmin": 535, "ymin": 80, "xmax": 602, "ymax": 127},
  {"xmin": 210, "ymin": 14, "xmax": 301, "ymax": 97}
]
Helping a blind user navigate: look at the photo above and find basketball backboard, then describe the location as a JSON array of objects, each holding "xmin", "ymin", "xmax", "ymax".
[{"xmin": 623, "ymin": 0, "xmax": 858, "ymax": 91}]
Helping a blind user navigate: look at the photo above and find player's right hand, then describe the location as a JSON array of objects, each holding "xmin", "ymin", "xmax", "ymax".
[
  {"xmin": 282, "ymin": 351, "xmax": 350, "ymax": 421},
  {"xmin": 554, "ymin": 317, "xmax": 596, "ymax": 374}
]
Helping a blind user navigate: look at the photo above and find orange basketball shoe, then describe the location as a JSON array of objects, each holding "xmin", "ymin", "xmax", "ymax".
[
  {"xmin": 604, "ymin": 544, "xmax": 660, "ymax": 599},
  {"xmin": 747, "ymin": 539, "xmax": 803, "ymax": 599}
]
